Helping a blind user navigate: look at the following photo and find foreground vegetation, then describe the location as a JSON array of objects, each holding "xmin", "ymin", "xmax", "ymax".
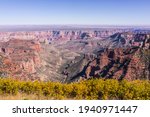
[{"xmin": 0, "ymin": 78, "xmax": 150, "ymax": 100}]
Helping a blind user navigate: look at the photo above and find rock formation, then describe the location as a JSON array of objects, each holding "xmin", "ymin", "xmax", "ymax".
[
  {"xmin": 63, "ymin": 33, "xmax": 150, "ymax": 82},
  {"xmin": 0, "ymin": 39, "xmax": 42, "ymax": 80},
  {"xmin": 0, "ymin": 31, "xmax": 149, "ymax": 82}
]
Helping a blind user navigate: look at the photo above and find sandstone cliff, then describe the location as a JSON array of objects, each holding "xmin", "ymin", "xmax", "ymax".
[{"xmin": 0, "ymin": 39, "xmax": 42, "ymax": 80}]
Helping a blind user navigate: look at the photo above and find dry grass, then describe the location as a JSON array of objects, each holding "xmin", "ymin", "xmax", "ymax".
[{"xmin": 0, "ymin": 93, "xmax": 53, "ymax": 100}]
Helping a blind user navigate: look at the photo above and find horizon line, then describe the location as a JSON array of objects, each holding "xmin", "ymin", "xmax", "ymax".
[{"xmin": 0, "ymin": 24, "xmax": 150, "ymax": 26}]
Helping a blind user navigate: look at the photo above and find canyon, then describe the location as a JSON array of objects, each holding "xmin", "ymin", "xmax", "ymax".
[{"xmin": 0, "ymin": 26, "xmax": 149, "ymax": 82}]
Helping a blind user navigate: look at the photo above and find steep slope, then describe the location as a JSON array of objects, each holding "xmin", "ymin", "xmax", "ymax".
[
  {"xmin": 106, "ymin": 32, "xmax": 150, "ymax": 48},
  {"xmin": 63, "ymin": 33, "xmax": 150, "ymax": 82},
  {"xmin": 0, "ymin": 39, "xmax": 42, "ymax": 80},
  {"xmin": 0, "ymin": 39, "xmax": 81, "ymax": 82}
]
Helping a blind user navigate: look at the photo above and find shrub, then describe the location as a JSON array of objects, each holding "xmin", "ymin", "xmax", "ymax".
[
  {"xmin": 0, "ymin": 78, "xmax": 150, "ymax": 100},
  {"xmin": 0, "ymin": 79, "xmax": 18, "ymax": 95}
]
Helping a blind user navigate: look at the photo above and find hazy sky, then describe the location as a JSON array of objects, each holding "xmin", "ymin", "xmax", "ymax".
[{"xmin": 0, "ymin": 0, "xmax": 150, "ymax": 25}]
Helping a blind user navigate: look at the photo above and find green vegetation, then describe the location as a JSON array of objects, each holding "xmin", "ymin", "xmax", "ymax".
[{"xmin": 0, "ymin": 79, "xmax": 150, "ymax": 100}]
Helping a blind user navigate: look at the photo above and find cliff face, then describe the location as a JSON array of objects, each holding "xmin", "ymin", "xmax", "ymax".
[
  {"xmin": 83, "ymin": 47, "xmax": 149, "ymax": 80},
  {"xmin": 64, "ymin": 33, "xmax": 150, "ymax": 82},
  {"xmin": 108, "ymin": 33, "xmax": 150, "ymax": 49},
  {"xmin": 0, "ymin": 29, "xmax": 124, "ymax": 42},
  {"xmin": 0, "ymin": 39, "xmax": 42, "ymax": 80},
  {"xmin": 0, "ymin": 39, "xmax": 81, "ymax": 82}
]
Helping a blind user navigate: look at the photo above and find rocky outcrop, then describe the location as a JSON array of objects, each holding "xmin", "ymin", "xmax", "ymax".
[
  {"xmin": 63, "ymin": 33, "xmax": 150, "ymax": 82},
  {"xmin": 108, "ymin": 32, "xmax": 150, "ymax": 48},
  {"xmin": 65, "ymin": 47, "xmax": 149, "ymax": 82},
  {"xmin": 0, "ymin": 39, "xmax": 42, "ymax": 80},
  {"xmin": 85, "ymin": 48, "xmax": 143, "ymax": 80}
]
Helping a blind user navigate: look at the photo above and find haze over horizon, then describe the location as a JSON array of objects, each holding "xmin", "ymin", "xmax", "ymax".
[{"xmin": 0, "ymin": 0, "xmax": 150, "ymax": 25}]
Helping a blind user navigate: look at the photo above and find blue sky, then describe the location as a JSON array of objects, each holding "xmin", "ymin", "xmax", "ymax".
[{"xmin": 0, "ymin": 0, "xmax": 150, "ymax": 25}]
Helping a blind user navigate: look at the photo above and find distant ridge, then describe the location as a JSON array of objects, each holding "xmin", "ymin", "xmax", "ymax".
[{"xmin": 0, "ymin": 25, "xmax": 150, "ymax": 32}]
